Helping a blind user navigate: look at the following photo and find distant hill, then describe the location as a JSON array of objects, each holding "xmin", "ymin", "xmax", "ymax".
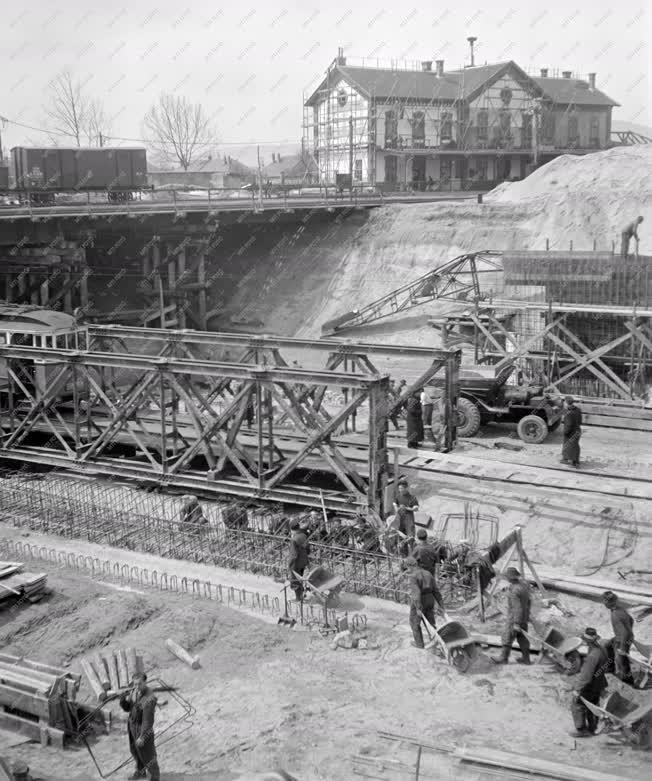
[{"xmin": 612, "ymin": 120, "xmax": 652, "ymax": 138}]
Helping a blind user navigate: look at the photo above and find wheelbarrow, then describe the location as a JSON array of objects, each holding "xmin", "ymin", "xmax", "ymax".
[
  {"xmin": 420, "ymin": 614, "xmax": 479, "ymax": 673},
  {"xmin": 522, "ymin": 625, "xmax": 583, "ymax": 675},
  {"xmin": 581, "ymin": 674, "xmax": 652, "ymax": 750},
  {"xmin": 292, "ymin": 565, "xmax": 345, "ymax": 609}
]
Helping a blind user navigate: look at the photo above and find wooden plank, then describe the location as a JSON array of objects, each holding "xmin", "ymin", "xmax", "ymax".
[
  {"xmin": 0, "ymin": 653, "xmax": 78, "ymax": 683},
  {"xmin": 455, "ymin": 746, "xmax": 628, "ymax": 781},
  {"xmin": 134, "ymin": 654, "xmax": 145, "ymax": 675},
  {"xmin": 102, "ymin": 652, "xmax": 120, "ymax": 693},
  {"xmin": 92, "ymin": 653, "xmax": 110, "ymax": 691},
  {"xmin": 0, "ymin": 661, "xmax": 55, "ymax": 688},
  {"xmin": 0, "ymin": 670, "xmax": 49, "ymax": 696},
  {"xmin": 165, "ymin": 639, "xmax": 200, "ymax": 670},
  {"xmin": 580, "ymin": 403, "xmax": 652, "ymax": 421},
  {"xmin": 125, "ymin": 647, "xmax": 137, "ymax": 682},
  {"xmin": 117, "ymin": 649, "xmax": 129, "ymax": 690},
  {"xmin": 0, "ymin": 682, "xmax": 50, "ymax": 719},
  {"xmin": 582, "ymin": 413, "xmax": 652, "ymax": 432},
  {"xmin": 80, "ymin": 659, "xmax": 106, "ymax": 704},
  {"xmin": 0, "ymin": 709, "xmax": 43, "ymax": 742}
]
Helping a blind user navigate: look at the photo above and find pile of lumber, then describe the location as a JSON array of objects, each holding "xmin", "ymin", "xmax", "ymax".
[
  {"xmin": 0, "ymin": 652, "xmax": 81, "ymax": 748},
  {"xmin": 526, "ymin": 568, "xmax": 652, "ymax": 609},
  {"xmin": 0, "ymin": 561, "xmax": 49, "ymax": 605},
  {"xmin": 81, "ymin": 648, "xmax": 144, "ymax": 704}
]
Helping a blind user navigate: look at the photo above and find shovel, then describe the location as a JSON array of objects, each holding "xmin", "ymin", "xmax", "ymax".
[{"xmin": 277, "ymin": 584, "xmax": 296, "ymax": 627}]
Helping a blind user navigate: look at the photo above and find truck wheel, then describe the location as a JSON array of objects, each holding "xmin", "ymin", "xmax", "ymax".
[
  {"xmin": 517, "ymin": 415, "xmax": 548, "ymax": 444},
  {"xmin": 456, "ymin": 399, "xmax": 482, "ymax": 437}
]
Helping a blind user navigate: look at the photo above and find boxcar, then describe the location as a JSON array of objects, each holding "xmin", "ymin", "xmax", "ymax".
[{"xmin": 10, "ymin": 147, "xmax": 148, "ymax": 202}]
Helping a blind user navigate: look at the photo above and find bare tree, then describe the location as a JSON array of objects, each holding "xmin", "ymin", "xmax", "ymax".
[
  {"xmin": 84, "ymin": 99, "xmax": 113, "ymax": 146},
  {"xmin": 43, "ymin": 71, "xmax": 112, "ymax": 147},
  {"xmin": 43, "ymin": 71, "xmax": 87, "ymax": 146},
  {"xmin": 143, "ymin": 94, "xmax": 218, "ymax": 170}
]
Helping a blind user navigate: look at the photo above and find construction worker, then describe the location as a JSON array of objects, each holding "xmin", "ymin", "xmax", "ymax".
[
  {"xmin": 402, "ymin": 557, "xmax": 446, "ymax": 649},
  {"xmin": 180, "ymin": 495, "xmax": 208, "ymax": 533},
  {"xmin": 494, "ymin": 567, "xmax": 531, "ymax": 666},
  {"xmin": 602, "ymin": 590, "xmax": 635, "ymax": 684},
  {"xmin": 569, "ymin": 627, "xmax": 609, "ymax": 738},
  {"xmin": 406, "ymin": 390, "xmax": 424, "ymax": 448},
  {"xmin": 560, "ymin": 396, "xmax": 582, "ymax": 468},
  {"xmin": 413, "ymin": 528, "xmax": 445, "ymax": 575},
  {"xmin": 287, "ymin": 520, "xmax": 310, "ymax": 601},
  {"xmin": 119, "ymin": 672, "xmax": 160, "ymax": 780},
  {"xmin": 393, "ymin": 480, "xmax": 419, "ymax": 555},
  {"xmin": 620, "ymin": 216, "xmax": 643, "ymax": 258}
]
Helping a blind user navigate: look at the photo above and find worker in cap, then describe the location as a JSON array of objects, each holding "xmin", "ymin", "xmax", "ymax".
[
  {"xmin": 287, "ymin": 520, "xmax": 310, "ymax": 601},
  {"xmin": 119, "ymin": 672, "xmax": 160, "ymax": 780},
  {"xmin": 493, "ymin": 567, "xmax": 531, "ymax": 666},
  {"xmin": 560, "ymin": 396, "xmax": 582, "ymax": 468},
  {"xmin": 393, "ymin": 481, "xmax": 419, "ymax": 556},
  {"xmin": 413, "ymin": 528, "xmax": 447, "ymax": 583},
  {"xmin": 402, "ymin": 556, "xmax": 441, "ymax": 649},
  {"xmin": 569, "ymin": 628, "xmax": 609, "ymax": 738},
  {"xmin": 602, "ymin": 591, "xmax": 635, "ymax": 684}
]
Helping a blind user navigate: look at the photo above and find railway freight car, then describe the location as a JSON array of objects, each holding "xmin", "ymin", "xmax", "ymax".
[{"xmin": 10, "ymin": 146, "xmax": 148, "ymax": 204}]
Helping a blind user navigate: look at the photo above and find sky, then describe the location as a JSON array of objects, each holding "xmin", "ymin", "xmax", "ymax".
[{"xmin": 0, "ymin": 0, "xmax": 649, "ymax": 166}]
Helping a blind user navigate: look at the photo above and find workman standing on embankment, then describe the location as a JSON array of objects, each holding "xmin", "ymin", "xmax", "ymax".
[
  {"xmin": 560, "ymin": 396, "xmax": 582, "ymax": 468},
  {"xmin": 569, "ymin": 627, "xmax": 609, "ymax": 738},
  {"xmin": 602, "ymin": 590, "xmax": 635, "ymax": 684},
  {"xmin": 413, "ymin": 528, "xmax": 447, "ymax": 575},
  {"xmin": 119, "ymin": 672, "xmax": 160, "ymax": 780},
  {"xmin": 493, "ymin": 567, "xmax": 531, "ymax": 665},
  {"xmin": 288, "ymin": 519, "xmax": 310, "ymax": 601},
  {"xmin": 403, "ymin": 556, "xmax": 446, "ymax": 649},
  {"xmin": 620, "ymin": 216, "xmax": 643, "ymax": 258}
]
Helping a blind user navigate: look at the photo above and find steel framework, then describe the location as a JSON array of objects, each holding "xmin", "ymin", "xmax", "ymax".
[
  {"xmin": 321, "ymin": 251, "xmax": 502, "ymax": 335},
  {"xmin": 84, "ymin": 325, "xmax": 461, "ymax": 451},
  {"xmin": 0, "ymin": 345, "xmax": 390, "ymax": 516}
]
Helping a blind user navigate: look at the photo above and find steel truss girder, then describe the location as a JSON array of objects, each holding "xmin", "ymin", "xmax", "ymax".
[
  {"xmin": 84, "ymin": 325, "xmax": 461, "ymax": 452},
  {"xmin": 0, "ymin": 345, "xmax": 390, "ymax": 515}
]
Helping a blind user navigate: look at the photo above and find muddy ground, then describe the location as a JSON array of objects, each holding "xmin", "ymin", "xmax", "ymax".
[{"xmin": 0, "ymin": 552, "xmax": 649, "ymax": 781}]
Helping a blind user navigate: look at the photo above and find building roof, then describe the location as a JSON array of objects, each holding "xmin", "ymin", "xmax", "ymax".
[
  {"xmin": 262, "ymin": 153, "xmax": 317, "ymax": 178},
  {"xmin": 305, "ymin": 60, "xmax": 619, "ymax": 107},
  {"xmin": 155, "ymin": 157, "xmax": 253, "ymax": 176},
  {"xmin": 532, "ymin": 77, "xmax": 619, "ymax": 107}
]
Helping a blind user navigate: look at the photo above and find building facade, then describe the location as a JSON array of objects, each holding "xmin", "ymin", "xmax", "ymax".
[{"xmin": 304, "ymin": 53, "xmax": 619, "ymax": 189}]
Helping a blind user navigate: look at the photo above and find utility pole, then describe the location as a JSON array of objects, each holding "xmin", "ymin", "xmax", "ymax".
[
  {"xmin": 532, "ymin": 98, "xmax": 541, "ymax": 168},
  {"xmin": 99, "ymin": 132, "xmax": 104, "ymax": 148},
  {"xmin": 348, "ymin": 115, "xmax": 353, "ymax": 201},
  {"xmin": 257, "ymin": 145, "xmax": 263, "ymax": 208}
]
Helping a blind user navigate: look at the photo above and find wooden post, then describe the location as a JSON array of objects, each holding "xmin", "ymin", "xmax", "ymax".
[
  {"xmin": 367, "ymin": 375, "xmax": 389, "ymax": 519},
  {"xmin": 516, "ymin": 527, "xmax": 525, "ymax": 577},
  {"xmin": 79, "ymin": 268, "xmax": 89, "ymax": 313},
  {"xmin": 165, "ymin": 639, "xmax": 200, "ymax": 669},
  {"xmin": 197, "ymin": 245, "xmax": 207, "ymax": 330},
  {"xmin": 81, "ymin": 659, "xmax": 106, "ymax": 704},
  {"xmin": 134, "ymin": 654, "xmax": 145, "ymax": 675},
  {"xmin": 168, "ymin": 249, "xmax": 177, "ymax": 327},
  {"xmin": 477, "ymin": 566, "xmax": 485, "ymax": 623},
  {"xmin": 125, "ymin": 648, "xmax": 138, "ymax": 680},
  {"xmin": 256, "ymin": 378, "xmax": 264, "ymax": 490},
  {"xmin": 117, "ymin": 649, "xmax": 129, "ymax": 690},
  {"xmin": 102, "ymin": 652, "xmax": 120, "ymax": 692},
  {"xmin": 92, "ymin": 654, "xmax": 110, "ymax": 691},
  {"xmin": 177, "ymin": 249, "xmax": 187, "ymax": 329}
]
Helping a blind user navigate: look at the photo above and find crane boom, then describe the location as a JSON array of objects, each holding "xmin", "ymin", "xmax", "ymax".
[{"xmin": 321, "ymin": 250, "xmax": 503, "ymax": 336}]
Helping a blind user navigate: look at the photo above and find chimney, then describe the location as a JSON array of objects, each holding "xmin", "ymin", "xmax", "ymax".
[
  {"xmin": 467, "ymin": 36, "xmax": 477, "ymax": 67},
  {"xmin": 562, "ymin": 71, "xmax": 572, "ymax": 79},
  {"xmin": 540, "ymin": 68, "xmax": 548, "ymax": 78},
  {"xmin": 421, "ymin": 60, "xmax": 433, "ymax": 72},
  {"xmin": 588, "ymin": 72, "xmax": 596, "ymax": 89},
  {"xmin": 435, "ymin": 59, "xmax": 444, "ymax": 77},
  {"xmin": 337, "ymin": 46, "xmax": 346, "ymax": 66}
]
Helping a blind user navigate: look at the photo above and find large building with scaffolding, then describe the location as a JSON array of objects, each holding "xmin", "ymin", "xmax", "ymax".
[{"xmin": 303, "ymin": 49, "xmax": 619, "ymax": 190}]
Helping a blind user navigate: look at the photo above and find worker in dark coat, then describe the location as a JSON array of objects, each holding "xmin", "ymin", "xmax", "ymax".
[
  {"xmin": 602, "ymin": 590, "xmax": 635, "ymax": 684},
  {"xmin": 494, "ymin": 567, "xmax": 531, "ymax": 665},
  {"xmin": 403, "ymin": 557, "xmax": 445, "ymax": 649},
  {"xmin": 620, "ymin": 216, "xmax": 643, "ymax": 258},
  {"xmin": 393, "ymin": 480, "xmax": 419, "ymax": 556},
  {"xmin": 413, "ymin": 528, "xmax": 445, "ymax": 575},
  {"xmin": 119, "ymin": 672, "xmax": 160, "ymax": 780},
  {"xmin": 180, "ymin": 495, "xmax": 208, "ymax": 533},
  {"xmin": 288, "ymin": 520, "xmax": 310, "ymax": 601},
  {"xmin": 560, "ymin": 396, "xmax": 582, "ymax": 468},
  {"xmin": 405, "ymin": 391, "xmax": 424, "ymax": 449},
  {"xmin": 569, "ymin": 627, "xmax": 609, "ymax": 738}
]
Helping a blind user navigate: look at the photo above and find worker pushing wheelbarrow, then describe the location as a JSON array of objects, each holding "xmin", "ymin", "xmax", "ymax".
[
  {"xmin": 419, "ymin": 611, "xmax": 479, "ymax": 673},
  {"xmin": 291, "ymin": 564, "xmax": 345, "ymax": 609}
]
